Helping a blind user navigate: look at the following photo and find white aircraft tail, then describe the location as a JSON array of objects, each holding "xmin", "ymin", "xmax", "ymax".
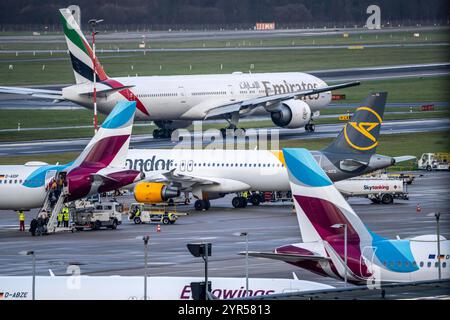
[{"xmin": 59, "ymin": 8, "xmax": 108, "ymax": 84}]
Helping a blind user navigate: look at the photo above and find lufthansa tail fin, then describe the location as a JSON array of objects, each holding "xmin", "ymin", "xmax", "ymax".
[
  {"xmin": 322, "ymin": 92, "xmax": 387, "ymax": 163},
  {"xmin": 72, "ymin": 101, "xmax": 137, "ymax": 169},
  {"xmin": 283, "ymin": 148, "xmax": 372, "ymax": 244},
  {"xmin": 59, "ymin": 8, "xmax": 108, "ymax": 84}
]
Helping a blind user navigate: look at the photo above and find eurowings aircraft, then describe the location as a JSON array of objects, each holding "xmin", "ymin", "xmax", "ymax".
[
  {"xmin": 246, "ymin": 148, "xmax": 449, "ymax": 283},
  {"xmin": 0, "ymin": 101, "xmax": 142, "ymax": 210}
]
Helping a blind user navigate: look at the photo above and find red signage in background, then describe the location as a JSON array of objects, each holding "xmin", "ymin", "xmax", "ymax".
[
  {"xmin": 255, "ymin": 22, "xmax": 275, "ymax": 30},
  {"xmin": 332, "ymin": 94, "xmax": 346, "ymax": 100}
]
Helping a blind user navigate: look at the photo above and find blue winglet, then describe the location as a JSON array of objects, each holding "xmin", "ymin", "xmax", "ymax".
[
  {"xmin": 283, "ymin": 148, "xmax": 332, "ymax": 187},
  {"xmin": 101, "ymin": 101, "xmax": 137, "ymax": 129}
]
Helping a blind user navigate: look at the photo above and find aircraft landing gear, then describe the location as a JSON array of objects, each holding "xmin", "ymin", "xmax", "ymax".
[
  {"xmin": 152, "ymin": 128, "xmax": 174, "ymax": 139},
  {"xmin": 232, "ymin": 196, "xmax": 248, "ymax": 208},
  {"xmin": 194, "ymin": 199, "xmax": 211, "ymax": 211},
  {"xmin": 220, "ymin": 126, "xmax": 246, "ymax": 139},
  {"xmin": 305, "ymin": 121, "xmax": 315, "ymax": 133}
]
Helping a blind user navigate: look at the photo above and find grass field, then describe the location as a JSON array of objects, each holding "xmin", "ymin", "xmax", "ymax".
[
  {"xmin": 0, "ymin": 45, "xmax": 449, "ymax": 85},
  {"xmin": 0, "ymin": 131, "xmax": 448, "ymax": 171}
]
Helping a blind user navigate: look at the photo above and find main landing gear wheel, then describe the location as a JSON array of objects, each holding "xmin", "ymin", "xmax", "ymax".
[
  {"xmin": 194, "ymin": 199, "xmax": 211, "ymax": 211},
  {"xmin": 220, "ymin": 127, "xmax": 246, "ymax": 139},
  {"xmin": 153, "ymin": 128, "xmax": 174, "ymax": 139},
  {"xmin": 232, "ymin": 196, "xmax": 248, "ymax": 208},
  {"xmin": 305, "ymin": 123, "xmax": 315, "ymax": 133}
]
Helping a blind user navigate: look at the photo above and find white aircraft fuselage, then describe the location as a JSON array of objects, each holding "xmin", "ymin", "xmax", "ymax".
[{"xmin": 62, "ymin": 72, "xmax": 330, "ymax": 121}]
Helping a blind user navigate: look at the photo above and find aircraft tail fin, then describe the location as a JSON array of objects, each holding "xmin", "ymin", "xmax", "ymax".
[
  {"xmin": 72, "ymin": 101, "xmax": 137, "ymax": 168},
  {"xmin": 322, "ymin": 92, "xmax": 387, "ymax": 163},
  {"xmin": 283, "ymin": 148, "xmax": 372, "ymax": 245},
  {"xmin": 59, "ymin": 8, "xmax": 108, "ymax": 84}
]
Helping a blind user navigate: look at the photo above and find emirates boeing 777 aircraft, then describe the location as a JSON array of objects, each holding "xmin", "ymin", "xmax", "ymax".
[{"xmin": 0, "ymin": 8, "xmax": 359, "ymax": 138}]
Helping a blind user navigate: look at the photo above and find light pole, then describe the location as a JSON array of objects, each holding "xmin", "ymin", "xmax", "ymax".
[
  {"xmin": 88, "ymin": 19, "xmax": 103, "ymax": 133},
  {"xmin": 20, "ymin": 250, "xmax": 36, "ymax": 300},
  {"xmin": 236, "ymin": 232, "xmax": 249, "ymax": 296},
  {"xmin": 143, "ymin": 235, "xmax": 150, "ymax": 300},
  {"xmin": 331, "ymin": 223, "xmax": 348, "ymax": 287},
  {"xmin": 427, "ymin": 212, "xmax": 446, "ymax": 280}
]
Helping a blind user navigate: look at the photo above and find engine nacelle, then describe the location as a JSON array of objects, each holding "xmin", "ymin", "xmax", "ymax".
[
  {"xmin": 270, "ymin": 100, "xmax": 311, "ymax": 129},
  {"xmin": 134, "ymin": 182, "xmax": 180, "ymax": 204}
]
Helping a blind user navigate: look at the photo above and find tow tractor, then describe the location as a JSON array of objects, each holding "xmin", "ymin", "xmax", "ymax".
[
  {"xmin": 128, "ymin": 203, "xmax": 185, "ymax": 225},
  {"xmin": 418, "ymin": 153, "xmax": 450, "ymax": 171},
  {"xmin": 72, "ymin": 202, "xmax": 123, "ymax": 231}
]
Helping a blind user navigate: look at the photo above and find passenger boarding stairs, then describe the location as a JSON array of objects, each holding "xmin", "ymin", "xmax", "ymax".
[{"xmin": 39, "ymin": 179, "xmax": 70, "ymax": 234}]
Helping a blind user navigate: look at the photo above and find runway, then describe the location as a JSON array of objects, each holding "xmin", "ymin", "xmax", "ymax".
[
  {"xmin": 0, "ymin": 118, "xmax": 448, "ymax": 157},
  {"xmin": 0, "ymin": 171, "xmax": 448, "ymax": 297}
]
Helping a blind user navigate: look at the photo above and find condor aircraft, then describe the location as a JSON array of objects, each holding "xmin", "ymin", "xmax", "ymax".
[
  {"xmin": 246, "ymin": 148, "xmax": 449, "ymax": 284},
  {"xmin": 0, "ymin": 8, "xmax": 359, "ymax": 139},
  {"xmin": 125, "ymin": 92, "xmax": 414, "ymax": 210},
  {"xmin": 0, "ymin": 101, "xmax": 142, "ymax": 211}
]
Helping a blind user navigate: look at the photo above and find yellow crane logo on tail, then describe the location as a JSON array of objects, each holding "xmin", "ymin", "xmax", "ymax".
[{"xmin": 343, "ymin": 106, "xmax": 382, "ymax": 151}]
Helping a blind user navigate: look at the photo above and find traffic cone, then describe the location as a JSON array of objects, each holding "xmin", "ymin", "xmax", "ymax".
[
  {"xmin": 156, "ymin": 224, "xmax": 161, "ymax": 232},
  {"xmin": 416, "ymin": 203, "xmax": 421, "ymax": 213}
]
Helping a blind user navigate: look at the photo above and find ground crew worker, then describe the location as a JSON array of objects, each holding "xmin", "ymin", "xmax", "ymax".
[
  {"xmin": 57, "ymin": 210, "xmax": 63, "ymax": 227},
  {"xmin": 135, "ymin": 207, "xmax": 141, "ymax": 217},
  {"xmin": 18, "ymin": 210, "xmax": 25, "ymax": 232},
  {"xmin": 63, "ymin": 206, "xmax": 70, "ymax": 228}
]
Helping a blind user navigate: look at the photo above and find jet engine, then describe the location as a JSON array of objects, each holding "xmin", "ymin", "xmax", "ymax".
[
  {"xmin": 270, "ymin": 100, "xmax": 311, "ymax": 129},
  {"xmin": 134, "ymin": 182, "xmax": 180, "ymax": 203}
]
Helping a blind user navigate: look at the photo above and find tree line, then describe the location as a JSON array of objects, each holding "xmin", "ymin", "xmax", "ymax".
[{"xmin": 0, "ymin": 0, "xmax": 448, "ymax": 29}]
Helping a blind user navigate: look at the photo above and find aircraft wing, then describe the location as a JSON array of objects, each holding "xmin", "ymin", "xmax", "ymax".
[
  {"xmin": 242, "ymin": 251, "xmax": 330, "ymax": 263},
  {"xmin": 0, "ymin": 86, "xmax": 64, "ymax": 101},
  {"xmin": 394, "ymin": 155, "xmax": 416, "ymax": 163},
  {"xmin": 143, "ymin": 169, "xmax": 218, "ymax": 189},
  {"xmin": 144, "ymin": 169, "xmax": 250, "ymax": 191},
  {"xmin": 204, "ymin": 81, "xmax": 360, "ymax": 119}
]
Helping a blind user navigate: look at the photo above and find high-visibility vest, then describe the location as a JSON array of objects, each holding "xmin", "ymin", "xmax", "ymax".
[
  {"xmin": 62, "ymin": 207, "xmax": 69, "ymax": 214},
  {"xmin": 57, "ymin": 213, "xmax": 63, "ymax": 222},
  {"xmin": 19, "ymin": 212, "xmax": 25, "ymax": 222},
  {"xmin": 63, "ymin": 212, "xmax": 70, "ymax": 221}
]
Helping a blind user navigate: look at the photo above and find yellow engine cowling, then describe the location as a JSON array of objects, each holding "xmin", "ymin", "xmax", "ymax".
[{"xmin": 134, "ymin": 182, "xmax": 180, "ymax": 204}]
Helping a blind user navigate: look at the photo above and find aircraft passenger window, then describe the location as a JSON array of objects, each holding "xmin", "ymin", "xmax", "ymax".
[
  {"xmin": 383, "ymin": 261, "xmax": 387, "ymax": 266},
  {"xmin": 389, "ymin": 261, "xmax": 394, "ymax": 267},
  {"xmin": 435, "ymin": 262, "xmax": 439, "ymax": 268},
  {"xmin": 443, "ymin": 262, "xmax": 447, "ymax": 268},
  {"xmin": 405, "ymin": 261, "xmax": 409, "ymax": 267},
  {"xmin": 9, "ymin": 180, "xmax": 12, "ymax": 184},
  {"xmin": 226, "ymin": 164, "xmax": 229, "ymax": 167},
  {"xmin": 397, "ymin": 261, "xmax": 402, "ymax": 267},
  {"xmin": 420, "ymin": 262, "xmax": 424, "ymax": 267},
  {"xmin": 240, "ymin": 164, "xmax": 243, "ymax": 167},
  {"xmin": 427, "ymin": 262, "xmax": 432, "ymax": 268},
  {"xmin": 14, "ymin": 180, "xmax": 17, "ymax": 183},
  {"xmin": 413, "ymin": 261, "xmax": 417, "ymax": 267}
]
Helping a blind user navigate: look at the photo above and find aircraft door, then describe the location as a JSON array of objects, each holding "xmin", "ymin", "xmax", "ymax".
[
  {"xmin": 180, "ymin": 160, "xmax": 186, "ymax": 172},
  {"xmin": 179, "ymin": 86, "xmax": 187, "ymax": 104},
  {"xmin": 187, "ymin": 160, "xmax": 193, "ymax": 172}
]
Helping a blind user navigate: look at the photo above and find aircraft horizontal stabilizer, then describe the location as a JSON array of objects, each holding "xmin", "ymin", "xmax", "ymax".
[
  {"xmin": 0, "ymin": 86, "xmax": 63, "ymax": 100},
  {"xmin": 242, "ymin": 251, "xmax": 330, "ymax": 263},
  {"xmin": 78, "ymin": 84, "xmax": 135, "ymax": 96},
  {"xmin": 393, "ymin": 155, "xmax": 416, "ymax": 163},
  {"xmin": 90, "ymin": 173, "xmax": 119, "ymax": 185}
]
